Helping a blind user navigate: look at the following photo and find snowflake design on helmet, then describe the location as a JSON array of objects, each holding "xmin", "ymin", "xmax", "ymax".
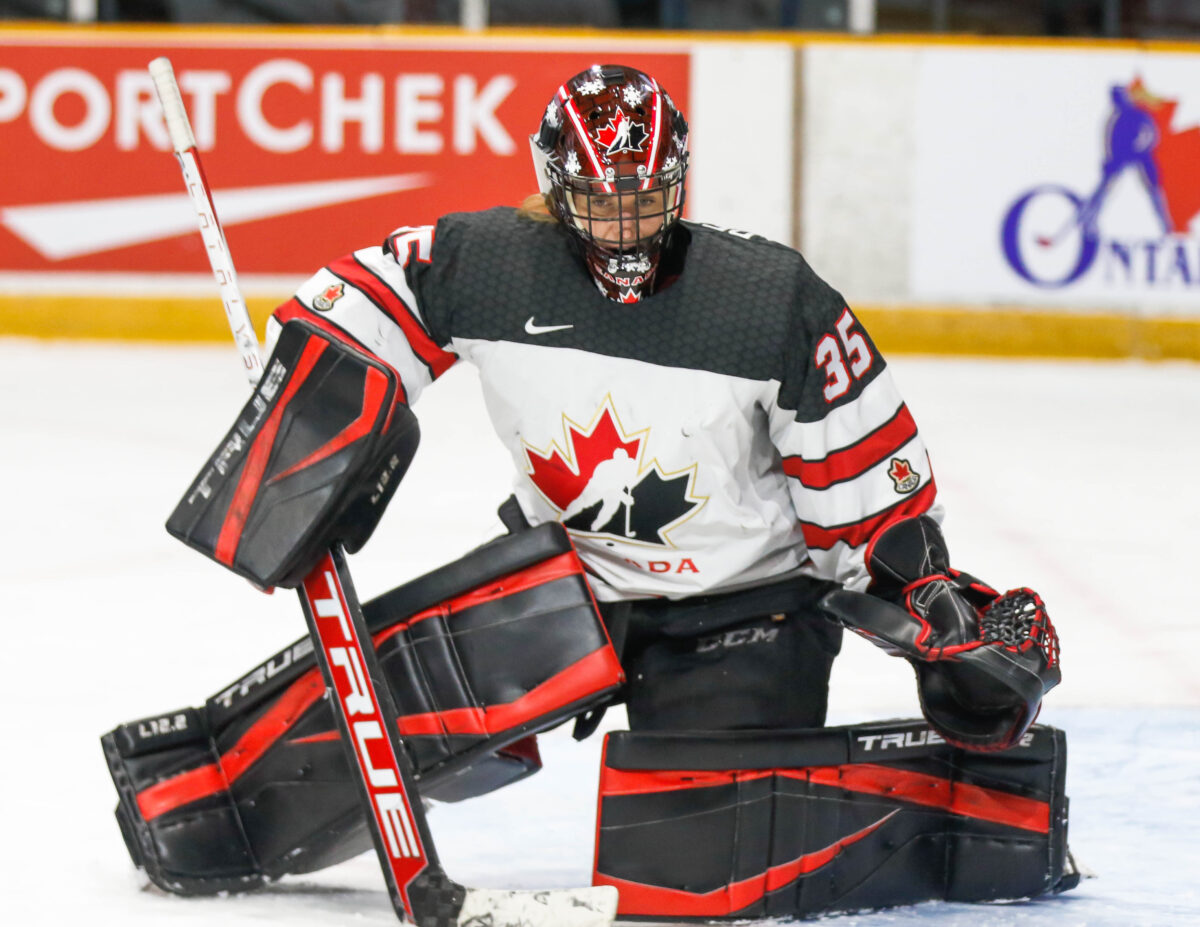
[
  {"xmin": 543, "ymin": 102, "xmax": 560, "ymax": 128},
  {"xmin": 536, "ymin": 64, "xmax": 689, "ymax": 305}
]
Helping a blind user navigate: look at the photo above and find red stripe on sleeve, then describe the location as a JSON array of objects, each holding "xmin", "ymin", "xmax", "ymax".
[
  {"xmin": 799, "ymin": 478, "xmax": 938, "ymax": 551},
  {"xmin": 327, "ymin": 254, "xmax": 457, "ymax": 378},
  {"xmin": 782, "ymin": 404, "xmax": 919, "ymax": 490}
]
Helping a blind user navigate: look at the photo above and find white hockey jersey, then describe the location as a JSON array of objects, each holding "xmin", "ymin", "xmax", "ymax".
[{"xmin": 268, "ymin": 208, "xmax": 940, "ymax": 602}]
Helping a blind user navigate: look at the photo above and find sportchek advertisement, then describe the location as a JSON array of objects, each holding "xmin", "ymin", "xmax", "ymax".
[
  {"xmin": 0, "ymin": 33, "xmax": 688, "ymax": 277},
  {"xmin": 910, "ymin": 47, "xmax": 1200, "ymax": 311}
]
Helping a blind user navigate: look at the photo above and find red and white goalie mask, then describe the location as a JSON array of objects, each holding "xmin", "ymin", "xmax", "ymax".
[{"xmin": 531, "ymin": 64, "xmax": 689, "ymax": 304}]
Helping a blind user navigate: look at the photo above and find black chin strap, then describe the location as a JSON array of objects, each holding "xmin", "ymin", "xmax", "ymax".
[{"xmin": 653, "ymin": 222, "xmax": 690, "ymax": 292}]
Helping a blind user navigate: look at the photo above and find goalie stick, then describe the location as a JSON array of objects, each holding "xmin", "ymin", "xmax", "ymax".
[{"xmin": 147, "ymin": 56, "xmax": 618, "ymax": 927}]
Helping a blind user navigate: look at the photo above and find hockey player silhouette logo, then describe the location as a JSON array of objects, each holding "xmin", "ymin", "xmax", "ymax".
[
  {"xmin": 595, "ymin": 109, "xmax": 649, "ymax": 156},
  {"xmin": 524, "ymin": 398, "xmax": 705, "ymax": 546},
  {"xmin": 563, "ymin": 448, "xmax": 639, "ymax": 534},
  {"xmin": 1002, "ymin": 76, "xmax": 1200, "ymax": 288}
]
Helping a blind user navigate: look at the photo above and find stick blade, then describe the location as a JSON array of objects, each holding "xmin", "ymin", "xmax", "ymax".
[{"xmin": 456, "ymin": 886, "xmax": 618, "ymax": 926}]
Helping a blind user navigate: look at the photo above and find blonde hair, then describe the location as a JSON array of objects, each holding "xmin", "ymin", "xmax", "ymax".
[{"xmin": 518, "ymin": 192, "xmax": 557, "ymax": 223}]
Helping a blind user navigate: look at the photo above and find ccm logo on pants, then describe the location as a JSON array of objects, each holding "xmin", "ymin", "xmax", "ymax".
[{"xmin": 695, "ymin": 626, "xmax": 780, "ymax": 653}]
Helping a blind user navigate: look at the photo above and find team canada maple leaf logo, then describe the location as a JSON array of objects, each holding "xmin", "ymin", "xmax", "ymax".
[
  {"xmin": 312, "ymin": 282, "xmax": 344, "ymax": 311},
  {"xmin": 595, "ymin": 109, "xmax": 649, "ymax": 156},
  {"xmin": 523, "ymin": 398, "xmax": 705, "ymax": 547},
  {"xmin": 888, "ymin": 457, "xmax": 921, "ymax": 494}
]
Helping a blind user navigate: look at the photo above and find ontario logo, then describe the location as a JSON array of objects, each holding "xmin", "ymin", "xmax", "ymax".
[
  {"xmin": 1001, "ymin": 76, "xmax": 1200, "ymax": 289},
  {"xmin": 523, "ymin": 397, "xmax": 706, "ymax": 547}
]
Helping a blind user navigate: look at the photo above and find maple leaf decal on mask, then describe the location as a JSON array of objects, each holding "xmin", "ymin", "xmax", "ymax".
[{"xmin": 595, "ymin": 109, "xmax": 649, "ymax": 156}]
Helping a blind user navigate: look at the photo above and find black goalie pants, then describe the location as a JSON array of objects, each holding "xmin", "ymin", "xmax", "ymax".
[{"xmin": 599, "ymin": 574, "xmax": 844, "ymax": 733}]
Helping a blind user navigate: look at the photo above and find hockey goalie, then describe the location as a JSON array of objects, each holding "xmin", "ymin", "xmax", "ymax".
[{"xmin": 101, "ymin": 63, "xmax": 1075, "ymax": 921}]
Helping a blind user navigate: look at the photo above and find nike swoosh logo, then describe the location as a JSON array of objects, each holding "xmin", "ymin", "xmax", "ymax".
[
  {"xmin": 525, "ymin": 317, "xmax": 574, "ymax": 335},
  {"xmin": 0, "ymin": 172, "xmax": 432, "ymax": 261}
]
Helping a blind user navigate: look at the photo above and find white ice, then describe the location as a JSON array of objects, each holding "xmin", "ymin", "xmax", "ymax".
[{"xmin": 2, "ymin": 340, "xmax": 1197, "ymax": 925}]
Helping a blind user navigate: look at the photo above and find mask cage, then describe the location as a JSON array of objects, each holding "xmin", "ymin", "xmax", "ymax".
[{"xmin": 545, "ymin": 160, "xmax": 687, "ymax": 256}]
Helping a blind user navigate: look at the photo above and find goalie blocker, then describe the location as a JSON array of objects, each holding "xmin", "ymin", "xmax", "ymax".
[
  {"xmin": 594, "ymin": 720, "xmax": 1077, "ymax": 920},
  {"xmin": 101, "ymin": 521, "xmax": 624, "ymax": 895},
  {"xmin": 165, "ymin": 318, "xmax": 418, "ymax": 591}
]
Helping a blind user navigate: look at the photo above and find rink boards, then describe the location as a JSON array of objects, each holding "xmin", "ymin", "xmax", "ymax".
[{"xmin": 1, "ymin": 24, "xmax": 1198, "ymax": 359}]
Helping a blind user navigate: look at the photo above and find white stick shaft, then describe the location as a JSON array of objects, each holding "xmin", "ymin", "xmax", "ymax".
[
  {"xmin": 176, "ymin": 149, "xmax": 263, "ymax": 384},
  {"xmin": 148, "ymin": 56, "xmax": 263, "ymax": 386},
  {"xmin": 148, "ymin": 57, "xmax": 195, "ymax": 154}
]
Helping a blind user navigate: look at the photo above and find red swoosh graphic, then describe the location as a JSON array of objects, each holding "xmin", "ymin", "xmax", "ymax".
[{"xmin": 596, "ymin": 810, "xmax": 899, "ymax": 917}]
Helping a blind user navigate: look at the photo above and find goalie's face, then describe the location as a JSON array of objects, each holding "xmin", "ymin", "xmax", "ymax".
[{"xmin": 567, "ymin": 185, "xmax": 674, "ymax": 250}]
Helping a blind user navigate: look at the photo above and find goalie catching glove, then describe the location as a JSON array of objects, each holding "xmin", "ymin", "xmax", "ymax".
[
  {"xmin": 166, "ymin": 320, "xmax": 417, "ymax": 589},
  {"xmin": 821, "ymin": 515, "xmax": 1060, "ymax": 752}
]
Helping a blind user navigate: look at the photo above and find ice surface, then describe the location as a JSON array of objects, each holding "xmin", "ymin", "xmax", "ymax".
[{"xmin": 2, "ymin": 340, "xmax": 1197, "ymax": 924}]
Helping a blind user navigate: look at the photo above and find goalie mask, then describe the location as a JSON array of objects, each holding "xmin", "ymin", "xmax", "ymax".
[{"xmin": 531, "ymin": 64, "xmax": 689, "ymax": 304}]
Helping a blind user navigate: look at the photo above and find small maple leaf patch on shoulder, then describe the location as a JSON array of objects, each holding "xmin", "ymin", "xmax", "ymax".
[
  {"xmin": 888, "ymin": 457, "xmax": 921, "ymax": 494},
  {"xmin": 312, "ymin": 283, "xmax": 345, "ymax": 311}
]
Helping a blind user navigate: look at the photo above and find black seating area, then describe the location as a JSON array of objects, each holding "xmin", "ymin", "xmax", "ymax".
[{"xmin": 3, "ymin": 0, "xmax": 1198, "ymax": 39}]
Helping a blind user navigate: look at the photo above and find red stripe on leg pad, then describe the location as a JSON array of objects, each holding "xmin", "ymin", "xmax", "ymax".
[
  {"xmin": 137, "ymin": 668, "xmax": 327, "ymax": 822},
  {"xmin": 595, "ymin": 811, "xmax": 898, "ymax": 917},
  {"xmin": 373, "ymin": 552, "xmax": 588, "ymax": 647},
  {"xmin": 598, "ymin": 762, "xmax": 1049, "ymax": 833},
  {"xmin": 396, "ymin": 646, "xmax": 623, "ymax": 737}
]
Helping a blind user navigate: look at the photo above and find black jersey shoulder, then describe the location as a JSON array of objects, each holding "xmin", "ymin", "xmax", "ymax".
[{"xmin": 411, "ymin": 207, "xmax": 854, "ymax": 387}]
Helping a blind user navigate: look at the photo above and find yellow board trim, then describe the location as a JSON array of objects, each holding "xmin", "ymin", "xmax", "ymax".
[
  {"xmin": 854, "ymin": 306, "xmax": 1200, "ymax": 361},
  {"xmin": 0, "ymin": 294, "xmax": 278, "ymax": 344},
  {"xmin": 3, "ymin": 294, "xmax": 1198, "ymax": 360},
  {"xmin": 1, "ymin": 22, "xmax": 1199, "ymax": 55}
]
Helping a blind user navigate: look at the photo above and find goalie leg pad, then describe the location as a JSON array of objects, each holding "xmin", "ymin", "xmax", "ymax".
[
  {"xmin": 100, "ymin": 709, "xmax": 261, "ymax": 896},
  {"xmin": 102, "ymin": 523, "xmax": 623, "ymax": 893},
  {"xmin": 593, "ymin": 720, "xmax": 1075, "ymax": 920}
]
